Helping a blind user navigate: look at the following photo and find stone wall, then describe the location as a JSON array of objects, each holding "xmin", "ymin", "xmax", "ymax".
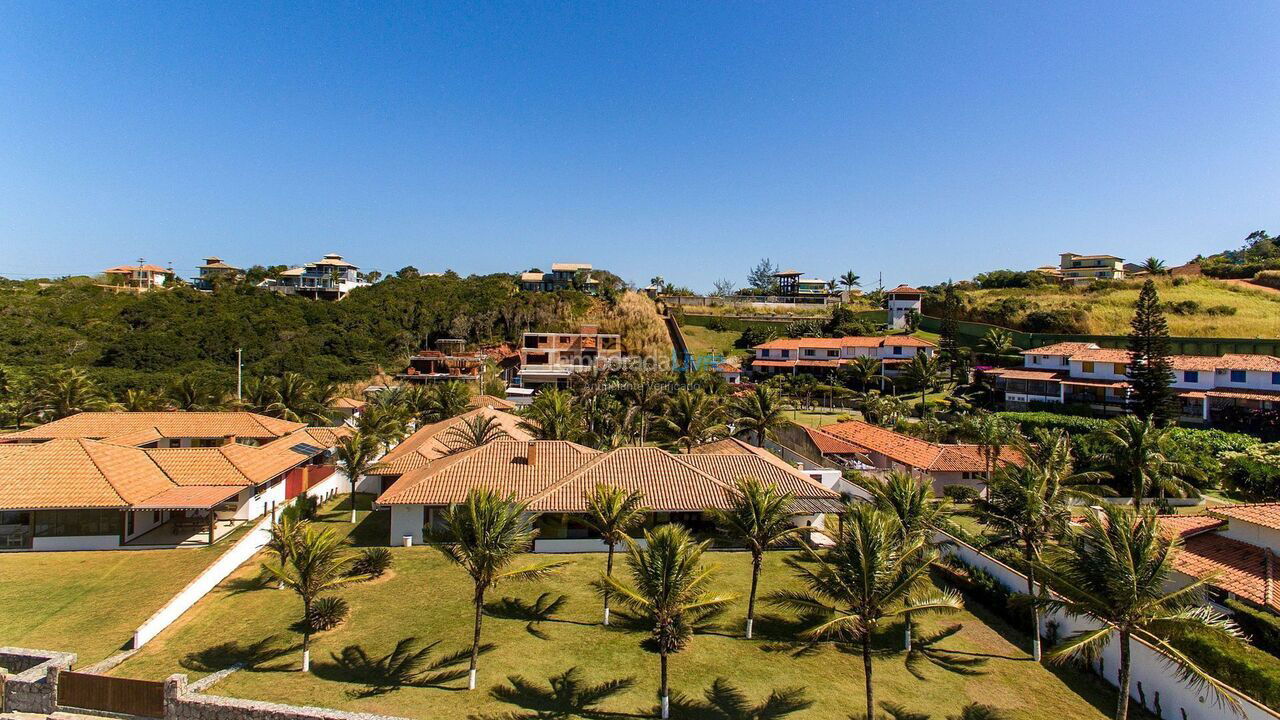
[
  {"xmin": 0, "ymin": 646, "xmax": 75, "ymax": 714},
  {"xmin": 164, "ymin": 675, "xmax": 412, "ymax": 720}
]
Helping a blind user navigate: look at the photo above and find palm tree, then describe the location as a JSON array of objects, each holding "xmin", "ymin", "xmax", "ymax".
[
  {"xmin": 335, "ymin": 432, "xmax": 379, "ymax": 523},
  {"xmin": 443, "ymin": 413, "xmax": 510, "ymax": 453},
  {"xmin": 519, "ymin": 388, "xmax": 584, "ymax": 441},
  {"xmin": 842, "ymin": 356, "xmax": 885, "ymax": 392},
  {"xmin": 840, "ymin": 271, "xmax": 861, "ymax": 292},
  {"xmin": 36, "ymin": 368, "xmax": 110, "ymax": 419},
  {"xmin": 1138, "ymin": 257, "xmax": 1168, "ymax": 276},
  {"xmin": 767, "ymin": 504, "xmax": 962, "ymax": 720},
  {"xmin": 166, "ymin": 376, "xmax": 225, "ymax": 411},
  {"xmin": 261, "ymin": 524, "xmax": 366, "ymax": 672},
  {"xmin": 597, "ymin": 524, "xmax": 736, "ymax": 719},
  {"xmin": 1091, "ymin": 415, "xmax": 1202, "ymax": 503},
  {"xmin": 710, "ymin": 477, "xmax": 802, "ymax": 639},
  {"xmin": 976, "ymin": 329, "xmax": 1021, "ymax": 362},
  {"xmin": 432, "ymin": 489, "xmax": 567, "ymax": 690},
  {"xmin": 241, "ymin": 376, "xmax": 279, "ymax": 412},
  {"xmin": 959, "ymin": 414, "xmax": 1018, "ymax": 482},
  {"xmin": 265, "ymin": 503, "xmax": 309, "ymax": 589},
  {"xmin": 357, "ymin": 402, "xmax": 412, "ymax": 451},
  {"xmin": 622, "ymin": 368, "xmax": 666, "ymax": 445},
  {"xmin": 900, "ymin": 353, "xmax": 940, "ymax": 407},
  {"xmin": 730, "ymin": 385, "xmax": 788, "ymax": 447},
  {"xmin": 422, "ymin": 381, "xmax": 471, "ymax": 423},
  {"xmin": 120, "ymin": 388, "xmax": 164, "ymax": 411},
  {"xmin": 658, "ymin": 389, "xmax": 727, "ymax": 452},
  {"xmin": 978, "ymin": 429, "xmax": 1103, "ymax": 661},
  {"xmin": 865, "ymin": 470, "xmax": 955, "ymax": 650},
  {"xmin": 580, "ymin": 484, "xmax": 647, "ymax": 625},
  {"xmin": 267, "ymin": 372, "xmax": 325, "ymax": 423},
  {"xmin": 1028, "ymin": 504, "xmax": 1242, "ymax": 720}
]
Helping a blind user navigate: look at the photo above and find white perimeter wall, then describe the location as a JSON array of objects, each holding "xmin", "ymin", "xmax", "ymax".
[
  {"xmin": 31, "ymin": 535, "xmax": 120, "ymax": 551},
  {"xmin": 938, "ymin": 531, "xmax": 1279, "ymax": 720}
]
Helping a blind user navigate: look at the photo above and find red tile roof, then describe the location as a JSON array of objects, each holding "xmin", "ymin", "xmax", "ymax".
[
  {"xmin": 1022, "ymin": 342, "xmax": 1100, "ymax": 356},
  {"xmin": 1211, "ymin": 503, "xmax": 1280, "ymax": 531},
  {"xmin": 1174, "ymin": 532, "xmax": 1278, "ymax": 612},
  {"xmin": 1155, "ymin": 514, "xmax": 1226, "ymax": 539},
  {"xmin": 887, "ymin": 285, "xmax": 924, "ymax": 295},
  {"xmin": 1206, "ymin": 388, "xmax": 1280, "ymax": 403},
  {"xmin": 802, "ymin": 427, "xmax": 869, "ymax": 455},
  {"xmin": 983, "ymin": 368, "xmax": 1067, "ymax": 382},
  {"xmin": 370, "ymin": 407, "xmax": 533, "ymax": 476},
  {"xmin": 813, "ymin": 421, "xmax": 1022, "ymax": 473},
  {"xmin": 2, "ymin": 412, "xmax": 305, "ymax": 443}
]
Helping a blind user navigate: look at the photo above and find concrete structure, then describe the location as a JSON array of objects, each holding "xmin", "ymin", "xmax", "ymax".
[
  {"xmin": 771, "ymin": 270, "xmax": 829, "ymax": 296},
  {"xmin": 983, "ymin": 342, "xmax": 1280, "ymax": 421},
  {"xmin": 103, "ymin": 262, "xmax": 174, "ymax": 291},
  {"xmin": 1058, "ymin": 252, "xmax": 1126, "ymax": 285},
  {"xmin": 261, "ymin": 253, "xmax": 369, "ymax": 300},
  {"xmin": 193, "ymin": 257, "xmax": 244, "ymax": 290},
  {"xmin": 518, "ymin": 262, "xmax": 600, "ymax": 294},
  {"xmin": 517, "ymin": 325, "xmax": 624, "ymax": 388},
  {"xmin": 749, "ymin": 335, "xmax": 936, "ymax": 379},
  {"xmin": 886, "ymin": 284, "xmax": 924, "ymax": 329}
]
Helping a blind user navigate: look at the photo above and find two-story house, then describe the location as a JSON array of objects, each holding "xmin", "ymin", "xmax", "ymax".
[
  {"xmin": 103, "ymin": 262, "xmax": 173, "ymax": 291},
  {"xmin": 983, "ymin": 341, "xmax": 1280, "ymax": 421},
  {"xmin": 750, "ymin": 335, "xmax": 937, "ymax": 378},
  {"xmin": 265, "ymin": 253, "xmax": 369, "ymax": 300},
  {"xmin": 518, "ymin": 263, "xmax": 600, "ymax": 294},
  {"xmin": 517, "ymin": 325, "xmax": 623, "ymax": 388},
  {"xmin": 194, "ymin": 256, "xmax": 244, "ymax": 290},
  {"xmin": 772, "ymin": 270, "xmax": 830, "ymax": 296},
  {"xmin": 1058, "ymin": 252, "xmax": 1126, "ymax": 285}
]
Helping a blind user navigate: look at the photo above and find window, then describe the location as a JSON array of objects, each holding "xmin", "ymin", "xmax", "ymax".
[
  {"xmin": 781, "ymin": 350, "xmax": 790, "ymax": 358},
  {"xmin": 1272, "ymin": 372, "xmax": 1280, "ymax": 385},
  {"xmin": 1184, "ymin": 371, "xmax": 1199, "ymax": 383},
  {"xmin": 827, "ymin": 350, "xmax": 838, "ymax": 357},
  {"xmin": 1031, "ymin": 355, "xmax": 1040, "ymax": 365},
  {"xmin": 1082, "ymin": 361, "xmax": 1095, "ymax": 373},
  {"xmin": 1114, "ymin": 364, "xmax": 1126, "ymax": 375},
  {"xmin": 760, "ymin": 349, "xmax": 769, "ymax": 357},
  {"xmin": 804, "ymin": 349, "xmax": 814, "ymax": 357},
  {"xmin": 892, "ymin": 346, "xmax": 903, "ymax": 355},
  {"xmin": 33, "ymin": 509, "xmax": 121, "ymax": 537},
  {"xmin": 1231, "ymin": 370, "xmax": 1247, "ymax": 383}
]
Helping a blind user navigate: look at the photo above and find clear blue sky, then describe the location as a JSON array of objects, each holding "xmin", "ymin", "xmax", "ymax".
[{"xmin": 1, "ymin": 2, "xmax": 1277, "ymax": 290}]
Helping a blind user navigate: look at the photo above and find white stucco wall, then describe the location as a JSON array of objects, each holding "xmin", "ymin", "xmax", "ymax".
[
  {"xmin": 389, "ymin": 505, "xmax": 426, "ymax": 546},
  {"xmin": 32, "ymin": 535, "xmax": 121, "ymax": 551},
  {"xmin": 1220, "ymin": 519, "xmax": 1280, "ymax": 556},
  {"xmin": 124, "ymin": 509, "xmax": 168, "ymax": 542}
]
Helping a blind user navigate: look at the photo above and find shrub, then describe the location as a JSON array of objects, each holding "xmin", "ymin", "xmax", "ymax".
[
  {"xmin": 1227, "ymin": 598, "xmax": 1280, "ymax": 657},
  {"xmin": 1204, "ymin": 304, "xmax": 1238, "ymax": 316},
  {"xmin": 935, "ymin": 557, "xmax": 1033, "ymax": 631},
  {"xmin": 942, "ymin": 484, "xmax": 981, "ymax": 503},
  {"xmin": 995, "ymin": 411, "xmax": 1105, "ymax": 434},
  {"xmin": 1161, "ymin": 299, "xmax": 1201, "ymax": 315},
  {"xmin": 1255, "ymin": 270, "xmax": 1280, "ymax": 290},
  {"xmin": 293, "ymin": 494, "xmax": 319, "ymax": 521},
  {"xmin": 1167, "ymin": 623, "xmax": 1280, "ymax": 710},
  {"xmin": 307, "ymin": 596, "xmax": 350, "ymax": 632},
  {"xmin": 1222, "ymin": 443, "xmax": 1280, "ymax": 500},
  {"xmin": 350, "ymin": 547, "xmax": 393, "ymax": 579}
]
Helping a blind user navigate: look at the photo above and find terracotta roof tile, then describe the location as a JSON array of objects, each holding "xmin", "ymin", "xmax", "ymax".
[
  {"xmin": 371, "ymin": 408, "xmax": 533, "ymax": 476},
  {"xmin": 379, "ymin": 440, "xmax": 597, "ymax": 506},
  {"xmin": 1155, "ymin": 514, "xmax": 1226, "ymax": 539},
  {"xmin": 983, "ymin": 368, "xmax": 1067, "ymax": 382},
  {"xmin": 1211, "ymin": 503, "xmax": 1280, "ymax": 531},
  {"xmin": 1173, "ymin": 532, "xmax": 1278, "ymax": 612},
  {"xmin": 3, "ymin": 412, "xmax": 306, "ymax": 442},
  {"xmin": 1022, "ymin": 342, "xmax": 1100, "ymax": 356},
  {"xmin": 802, "ymin": 427, "xmax": 869, "ymax": 455},
  {"xmin": 814, "ymin": 421, "xmax": 1021, "ymax": 473},
  {"xmin": 527, "ymin": 447, "xmax": 738, "ymax": 513},
  {"xmin": 1206, "ymin": 388, "xmax": 1280, "ymax": 403},
  {"xmin": 0, "ymin": 439, "xmax": 170, "ymax": 509}
]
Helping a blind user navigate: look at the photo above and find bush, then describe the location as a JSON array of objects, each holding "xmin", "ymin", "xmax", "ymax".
[
  {"xmin": 293, "ymin": 494, "xmax": 319, "ymax": 521},
  {"xmin": 1167, "ymin": 624, "xmax": 1280, "ymax": 710},
  {"xmin": 1255, "ymin": 270, "xmax": 1280, "ymax": 290},
  {"xmin": 1161, "ymin": 299, "xmax": 1201, "ymax": 315},
  {"xmin": 942, "ymin": 484, "xmax": 980, "ymax": 503},
  {"xmin": 1205, "ymin": 304, "xmax": 1238, "ymax": 316},
  {"xmin": 307, "ymin": 596, "xmax": 349, "ymax": 632},
  {"xmin": 935, "ymin": 558, "xmax": 1033, "ymax": 631},
  {"xmin": 1227, "ymin": 598, "xmax": 1280, "ymax": 657},
  {"xmin": 350, "ymin": 547, "xmax": 393, "ymax": 579},
  {"xmin": 1222, "ymin": 443, "xmax": 1280, "ymax": 500},
  {"xmin": 995, "ymin": 411, "xmax": 1105, "ymax": 434}
]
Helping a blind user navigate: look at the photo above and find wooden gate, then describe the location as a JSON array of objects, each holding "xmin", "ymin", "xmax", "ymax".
[{"xmin": 57, "ymin": 670, "xmax": 165, "ymax": 718}]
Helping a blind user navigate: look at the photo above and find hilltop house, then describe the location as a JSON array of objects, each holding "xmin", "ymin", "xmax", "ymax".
[
  {"xmin": 262, "ymin": 253, "xmax": 369, "ymax": 300},
  {"xmin": 376, "ymin": 437, "xmax": 842, "ymax": 551},
  {"xmin": 519, "ymin": 263, "xmax": 600, "ymax": 294},
  {"xmin": 886, "ymin": 285, "xmax": 924, "ymax": 329},
  {"xmin": 982, "ymin": 342, "xmax": 1280, "ymax": 421},
  {"xmin": 772, "ymin": 270, "xmax": 830, "ymax": 296},
  {"xmin": 749, "ymin": 335, "xmax": 937, "ymax": 379},
  {"xmin": 103, "ymin": 263, "xmax": 174, "ymax": 291},
  {"xmin": 780, "ymin": 420, "xmax": 1023, "ymax": 495},
  {"xmin": 398, "ymin": 339, "xmax": 521, "ymax": 386},
  {"xmin": 1057, "ymin": 253, "xmax": 1126, "ymax": 285},
  {"xmin": 0, "ymin": 412, "xmax": 350, "ymax": 550},
  {"xmin": 517, "ymin": 325, "xmax": 624, "ymax": 389},
  {"xmin": 194, "ymin": 257, "xmax": 244, "ymax": 290}
]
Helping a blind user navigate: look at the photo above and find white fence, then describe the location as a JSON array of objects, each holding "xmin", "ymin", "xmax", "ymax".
[
  {"xmin": 131, "ymin": 481, "xmax": 345, "ymax": 650},
  {"xmin": 938, "ymin": 531, "xmax": 1279, "ymax": 720}
]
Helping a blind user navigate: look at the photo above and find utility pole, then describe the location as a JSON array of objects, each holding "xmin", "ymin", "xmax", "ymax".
[{"xmin": 236, "ymin": 348, "xmax": 243, "ymax": 402}]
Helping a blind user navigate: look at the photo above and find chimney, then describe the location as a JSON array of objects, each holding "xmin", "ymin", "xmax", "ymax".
[
  {"xmin": 526, "ymin": 443, "xmax": 538, "ymax": 467},
  {"xmin": 223, "ymin": 434, "xmax": 237, "ymax": 446}
]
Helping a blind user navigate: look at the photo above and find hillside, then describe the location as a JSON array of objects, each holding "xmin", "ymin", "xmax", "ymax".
[{"xmin": 958, "ymin": 276, "xmax": 1280, "ymax": 337}]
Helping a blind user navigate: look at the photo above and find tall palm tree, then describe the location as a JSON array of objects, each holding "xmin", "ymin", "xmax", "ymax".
[
  {"xmin": 335, "ymin": 432, "xmax": 379, "ymax": 523},
  {"xmin": 658, "ymin": 388, "xmax": 727, "ymax": 452},
  {"xmin": 36, "ymin": 368, "xmax": 110, "ymax": 419},
  {"xmin": 767, "ymin": 504, "xmax": 962, "ymax": 720},
  {"xmin": 1090, "ymin": 415, "xmax": 1202, "ymax": 503},
  {"xmin": 976, "ymin": 329, "xmax": 1021, "ymax": 362},
  {"xmin": 120, "ymin": 387, "xmax": 165, "ymax": 411},
  {"xmin": 839, "ymin": 271, "xmax": 861, "ymax": 292},
  {"xmin": 731, "ymin": 385, "xmax": 788, "ymax": 447},
  {"xmin": 597, "ymin": 524, "xmax": 736, "ymax": 719},
  {"xmin": 166, "ymin": 376, "xmax": 225, "ymax": 411},
  {"xmin": 443, "ymin": 413, "xmax": 510, "ymax": 453},
  {"xmin": 519, "ymin": 388, "xmax": 584, "ymax": 441},
  {"xmin": 422, "ymin": 381, "xmax": 472, "ymax": 423},
  {"xmin": 900, "ymin": 353, "xmax": 940, "ymax": 407},
  {"xmin": 842, "ymin": 356, "xmax": 885, "ymax": 392},
  {"xmin": 265, "ymin": 503, "xmax": 309, "ymax": 589},
  {"xmin": 1138, "ymin": 257, "xmax": 1168, "ymax": 275},
  {"xmin": 1029, "ymin": 504, "xmax": 1242, "ymax": 720},
  {"xmin": 959, "ymin": 414, "xmax": 1019, "ymax": 482},
  {"xmin": 357, "ymin": 402, "xmax": 412, "ymax": 451},
  {"xmin": 432, "ymin": 489, "xmax": 567, "ymax": 690},
  {"xmin": 241, "ymin": 376, "xmax": 279, "ymax": 412},
  {"xmin": 710, "ymin": 477, "xmax": 802, "ymax": 639},
  {"xmin": 581, "ymin": 484, "xmax": 647, "ymax": 625},
  {"xmin": 267, "ymin": 372, "xmax": 324, "ymax": 423},
  {"xmin": 865, "ymin": 470, "xmax": 955, "ymax": 650},
  {"xmin": 262, "ymin": 524, "xmax": 366, "ymax": 672},
  {"xmin": 622, "ymin": 368, "xmax": 666, "ymax": 445},
  {"xmin": 978, "ymin": 429, "xmax": 1103, "ymax": 661}
]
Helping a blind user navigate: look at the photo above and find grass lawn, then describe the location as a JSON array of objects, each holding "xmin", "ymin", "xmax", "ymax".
[
  {"xmin": 113, "ymin": 500, "xmax": 1130, "ymax": 720},
  {"xmin": 0, "ymin": 526, "xmax": 248, "ymax": 665},
  {"xmin": 679, "ymin": 324, "xmax": 749, "ymax": 361},
  {"xmin": 786, "ymin": 407, "xmax": 860, "ymax": 428}
]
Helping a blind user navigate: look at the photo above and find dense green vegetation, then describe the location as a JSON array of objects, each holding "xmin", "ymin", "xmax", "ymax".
[{"xmin": 1197, "ymin": 230, "xmax": 1280, "ymax": 279}]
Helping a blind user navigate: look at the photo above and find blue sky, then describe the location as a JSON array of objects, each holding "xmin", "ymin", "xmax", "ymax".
[{"xmin": 1, "ymin": 2, "xmax": 1277, "ymax": 291}]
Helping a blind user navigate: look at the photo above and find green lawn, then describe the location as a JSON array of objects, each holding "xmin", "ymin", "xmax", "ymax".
[
  {"xmin": 0, "ymin": 528, "xmax": 248, "ymax": 665},
  {"xmin": 112, "ymin": 500, "xmax": 1129, "ymax": 720},
  {"xmin": 679, "ymin": 324, "xmax": 749, "ymax": 361}
]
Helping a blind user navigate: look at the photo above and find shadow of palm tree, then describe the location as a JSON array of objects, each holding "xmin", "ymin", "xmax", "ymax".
[
  {"xmin": 347, "ymin": 506, "xmax": 391, "ymax": 547},
  {"xmin": 903, "ymin": 624, "xmax": 987, "ymax": 680},
  {"xmin": 604, "ymin": 605, "xmax": 729, "ymax": 652},
  {"xmin": 471, "ymin": 667, "xmax": 639, "ymax": 720},
  {"xmin": 223, "ymin": 569, "xmax": 276, "ymax": 596},
  {"xmin": 665, "ymin": 678, "xmax": 812, "ymax": 719},
  {"xmin": 313, "ymin": 637, "xmax": 495, "ymax": 697},
  {"xmin": 485, "ymin": 593, "xmax": 583, "ymax": 639},
  {"xmin": 180, "ymin": 634, "xmax": 300, "ymax": 673}
]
